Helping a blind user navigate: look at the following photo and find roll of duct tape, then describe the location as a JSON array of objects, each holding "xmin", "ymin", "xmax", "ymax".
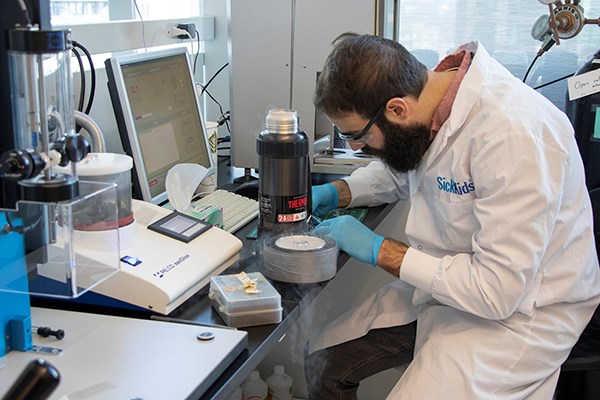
[{"xmin": 263, "ymin": 233, "xmax": 338, "ymax": 283}]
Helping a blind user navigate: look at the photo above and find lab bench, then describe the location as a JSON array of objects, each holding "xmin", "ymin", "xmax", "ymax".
[
  {"xmin": 175, "ymin": 200, "xmax": 392, "ymax": 399},
  {"xmin": 23, "ymin": 161, "xmax": 394, "ymax": 400},
  {"xmin": 175, "ymin": 161, "xmax": 394, "ymax": 399}
]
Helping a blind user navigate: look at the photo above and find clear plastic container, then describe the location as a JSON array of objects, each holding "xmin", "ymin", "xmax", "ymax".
[
  {"xmin": 209, "ymin": 272, "xmax": 282, "ymax": 327},
  {"xmin": 0, "ymin": 181, "xmax": 120, "ymax": 299},
  {"xmin": 209, "ymin": 272, "xmax": 281, "ymax": 314},
  {"xmin": 210, "ymin": 293, "xmax": 282, "ymax": 328}
]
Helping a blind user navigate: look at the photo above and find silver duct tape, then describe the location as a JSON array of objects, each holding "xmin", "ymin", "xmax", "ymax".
[{"xmin": 263, "ymin": 233, "xmax": 338, "ymax": 283}]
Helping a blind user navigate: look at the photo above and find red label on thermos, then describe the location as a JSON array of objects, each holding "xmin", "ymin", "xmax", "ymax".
[{"xmin": 260, "ymin": 194, "xmax": 308, "ymax": 225}]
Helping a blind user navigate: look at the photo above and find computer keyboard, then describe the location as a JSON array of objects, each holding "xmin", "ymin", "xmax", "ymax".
[{"xmin": 193, "ymin": 190, "xmax": 259, "ymax": 233}]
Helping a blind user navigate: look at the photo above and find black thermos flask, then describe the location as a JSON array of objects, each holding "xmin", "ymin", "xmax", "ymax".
[{"xmin": 257, "ymin": 109, "xmax": 310, "ymax": 234}]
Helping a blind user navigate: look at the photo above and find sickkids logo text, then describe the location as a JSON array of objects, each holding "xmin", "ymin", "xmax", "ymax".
[{"xmin": 437, "ymin": 176, "xmax": 475, "ymax": 196}]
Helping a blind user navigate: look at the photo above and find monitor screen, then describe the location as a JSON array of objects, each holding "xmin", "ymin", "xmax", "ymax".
[{"xmin": 105, "ymin": 47, "xmax": 214, "ymax": 205}]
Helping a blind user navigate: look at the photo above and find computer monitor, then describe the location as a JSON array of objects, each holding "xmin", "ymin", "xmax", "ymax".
[{"xmin": 105, "ymin": 47, "xmax": 214, "ymax": 205}]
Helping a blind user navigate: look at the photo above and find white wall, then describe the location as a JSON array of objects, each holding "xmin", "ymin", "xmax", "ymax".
[{"xmin": 202, "ymin": 0, "xmax": 230, "ymax": 145}]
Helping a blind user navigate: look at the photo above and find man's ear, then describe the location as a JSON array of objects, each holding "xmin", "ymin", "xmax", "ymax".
[{"xmin": 384, "ymin": 97, "xmax": 411, "ymax": 122}]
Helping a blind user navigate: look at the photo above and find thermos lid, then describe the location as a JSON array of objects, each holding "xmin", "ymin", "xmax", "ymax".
[{"xmin": 265, "ymin": 109, "xmax": 298, "ymax": 134}]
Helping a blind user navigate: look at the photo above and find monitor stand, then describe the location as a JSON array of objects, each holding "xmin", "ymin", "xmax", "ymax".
[{"xmin": 233, "ymin": 167, "xmax": 258, "ymax": 183}]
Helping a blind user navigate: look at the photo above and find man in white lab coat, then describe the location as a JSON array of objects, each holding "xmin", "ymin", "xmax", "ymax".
[{"xmin": 305, "ymin": 34, "xmax": 600, "ymax": 399}]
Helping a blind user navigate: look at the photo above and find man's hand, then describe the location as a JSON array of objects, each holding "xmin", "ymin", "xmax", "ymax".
[
  {"xmin": 314, "ymin": 215, "xmax": 384, "ymax": 266},
  {"xmin": 312, "ymin": 180, "xmax": 353, "ymax": 218},
  {"xmin": 312, "ymin": 184, "xmax": 339, "ymax": 217}
]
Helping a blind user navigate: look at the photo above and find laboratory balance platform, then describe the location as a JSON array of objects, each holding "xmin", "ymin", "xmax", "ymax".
[
  {"xmin": 0, "ymin": 307, "xmax": 248, "ymax": 399},
  {"xmin": 38, "ymin": 199, "xmax": 243, "ymax": 315}
]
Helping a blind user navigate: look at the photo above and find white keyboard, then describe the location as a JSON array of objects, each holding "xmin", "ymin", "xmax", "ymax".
[{"xmin": 193, "ymin": 190, "xmax": 259, "ymax": 233}]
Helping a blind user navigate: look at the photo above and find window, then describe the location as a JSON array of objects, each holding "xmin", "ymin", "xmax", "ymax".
[
  {"xmin": 50, "ymin": 1, "xmax": 108, "ymax": 25},
  {"xmin": 393, "ymin": 0, "xmax": 600, "ymax": 111},
  {"xmin": 50, "ymin": 0, "xmax": 201, "ymax": 25}
]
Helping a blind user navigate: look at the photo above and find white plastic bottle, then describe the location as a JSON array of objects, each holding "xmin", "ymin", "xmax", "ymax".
[
  {"xmin": 241, "ymin": 370, "xmax": 268, "ymax": 400},
  {"xmin": 227, "ymin": 386, "xmax": 242, "ymax": 400},
  {"xmin": 266, "ymin": 365, "xmax": 293, "ymax": 400}
]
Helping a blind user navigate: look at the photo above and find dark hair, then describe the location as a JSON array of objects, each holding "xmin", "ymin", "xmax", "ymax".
[{"xmin": 314, "ymin": 33, "xmax": 429, "ymax": 119}]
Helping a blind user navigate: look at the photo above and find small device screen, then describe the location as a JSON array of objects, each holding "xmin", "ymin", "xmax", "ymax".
[
  {"xmin": 121, "ymin": 255, "xmax": 142, "ymax": 266},
  {"xmin": 147, "ymin": 211, "xmax": 212, "ymax": 243}
]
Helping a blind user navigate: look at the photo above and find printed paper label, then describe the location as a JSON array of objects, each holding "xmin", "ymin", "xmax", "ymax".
[{"xmin": 567, "ymin": 68, "xmax": 600, "ymax": 101}]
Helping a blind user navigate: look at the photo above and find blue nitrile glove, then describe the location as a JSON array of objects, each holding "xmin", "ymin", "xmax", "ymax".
[
  {"xmin": 312, "ymin": 184, "xmax": 339, "ymax": 218},
  {"xmin": 314, "ymin": 215, "xmax": 384, "ymax": 267}
]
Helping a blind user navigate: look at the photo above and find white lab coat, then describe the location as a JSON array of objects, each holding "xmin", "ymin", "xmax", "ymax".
[{"xmin": 308, "ymin": 42, "xmax": 600, "ymax": 399}]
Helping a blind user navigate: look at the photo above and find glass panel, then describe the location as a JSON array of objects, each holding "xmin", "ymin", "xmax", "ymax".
[
  {"xmin": 381, "ymin": 0, "xmax": 396, "ymax": 39},
  {"xmin": 0, "ymin": 181, "xmax": 120, "ymax": 299},
  {"xmin": 134, "ymin": 0, "xmax": 200, "ymax": 20},
  {"xmin": 50, "ymin": 0, "xmax": 110, "ymax": 24},
  {"xmin": 50, "ymin": 0, "xmax": 201, "ymax": 24},
  {"xmin": 396, "ymin": 1, "xmax": 600, "ymax": 111}
]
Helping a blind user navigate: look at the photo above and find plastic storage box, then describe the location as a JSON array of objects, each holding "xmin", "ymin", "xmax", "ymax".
[{"xmin": 209, "ymin": 272, "xmax": 282, "ymax": 327}]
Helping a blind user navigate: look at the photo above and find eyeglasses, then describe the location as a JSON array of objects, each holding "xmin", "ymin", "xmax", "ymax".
[{"xmin": 334, "ymin": 105, "xmax": 384, "ymax": 144}]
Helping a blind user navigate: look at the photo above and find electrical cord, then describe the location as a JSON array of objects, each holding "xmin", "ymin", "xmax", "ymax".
[
  {"xmin": 193, "ymin": 29, "xmax": 201, "ymax": 75},
  {"xmin": 3, "ymin": 211, "xmax": 41, "ymax": 235},
  {"xmin": 523, "ymin": 53, "xmax": 541, "ymax": 84},
  {"xmin": 132, "ymin": 0, "xmax": 148, "ymax": 52},
  {"xmin": 522, "ymin": 46, "xmax": 575, "ymax": 91},
  {"xmin": 200, "ymin": 63, "xmax": 228, "ymax": 96},
  {"xmin": 217, "ymin": 111, "xmax": 230, "ymax": 126},
  {"xmin": 71, "ymin": 47, "xmax": 85, "ymax": 113},
  {"xmin": 71, "ymin": 41, "xmax": 97, "ymax": 134},
  {"xmin": 15, "ymin": 0, "xmax": 30, "ymax": 25},
  {"xmin": 197, "ymin": 63, "xmax": 231, "ymax": 133},
  {"xmin": 73, "ymin": 41, "xmax": 96, "ymax": 115},
  {"xmin": 179, "ymin": 31, "xmax": 196, "ymax": 74},
  {"xmin": 197, "ymin": 83, "xmax": 231, "ymax": 134},
  {"xmin": 533, "ymin": 72, "xmax": 575, "ymax": 90},
  {"xmin": 523, "ymin": 35, "xmax": 557, "ymax": 84},
  {"xmin": 218, "ymin": 111, "xmax": 231, "ymax": 133}
]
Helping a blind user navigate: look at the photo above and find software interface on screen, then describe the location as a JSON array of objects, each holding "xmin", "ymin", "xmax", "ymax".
[{"xmin": 119, "ymin": 52, "xmax": 211, "ymax": 202}]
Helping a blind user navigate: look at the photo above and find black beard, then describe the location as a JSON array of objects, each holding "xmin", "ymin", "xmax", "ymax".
[{"xmin": 361, "ymin": 116, "xmax": 431, "ymax": 173}]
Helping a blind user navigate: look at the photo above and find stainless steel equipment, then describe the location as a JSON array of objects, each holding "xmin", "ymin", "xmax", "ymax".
[{"xmin": 257, "ymin": 109, "xmax": 310, "ymax": 234}]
